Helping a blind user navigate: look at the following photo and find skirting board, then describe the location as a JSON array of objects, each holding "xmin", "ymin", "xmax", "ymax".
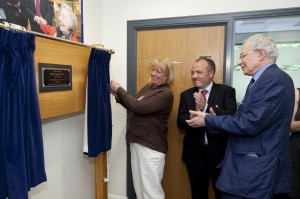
[{"xmin": 108, "ymin": 194, "xmax": 128, "ymax": 199}]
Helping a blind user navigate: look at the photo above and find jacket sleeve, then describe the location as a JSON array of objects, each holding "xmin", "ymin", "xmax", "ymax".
[
  {"xmin": 205, "ymin": 73, "xmax": 293, "ymax": 137},
  {"xmin": 40, "ymin": 24, "xmax": 55, "ymax": 35},
  {"xmin": 177, "ymin": 92, "xmax": 192, "ymax": 130},
  {"xmin": 210, "ymin": 87, "xmax": 237, "ymax": 116},
  {"xmin": 42, "ymin": 0, "xmax": 52, "ymax": 24}
]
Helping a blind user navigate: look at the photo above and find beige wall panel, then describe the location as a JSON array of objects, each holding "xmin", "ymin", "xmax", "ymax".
[
  {"xmin": 34, "ymin": 36, "xmax": 90, "ymax": 119},
  {"xmin": 137, "ymin": 25, "xmax": 225, "ymax": 199}
]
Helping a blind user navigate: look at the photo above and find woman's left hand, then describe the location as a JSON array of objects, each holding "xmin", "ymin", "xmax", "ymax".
[{"xmin": 110, "ymin": 80, "xmax": 121, "ymax": 93}]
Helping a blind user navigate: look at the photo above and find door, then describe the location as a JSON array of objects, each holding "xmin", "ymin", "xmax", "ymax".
[{"xmin": 136, "ymin": 25, "xmax": 225, "ymax": 199}]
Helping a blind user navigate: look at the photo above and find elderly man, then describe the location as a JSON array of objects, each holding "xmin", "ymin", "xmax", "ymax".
[{"xmin": 186, "ymin": 34, "xmax": 295, "ymax": 199}]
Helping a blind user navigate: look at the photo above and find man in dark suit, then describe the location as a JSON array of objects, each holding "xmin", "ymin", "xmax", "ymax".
[
  {"xmin": 186, "ymin": 34, "xmax": 295, "ymax": 199},
  {"xmin": 21, "ymin": 0, "xmax": 53, "ymax": 33},
  {"xmin": 177, "ymin": 57, "xmax": 237, "ymax": 199},
  {"xmin": 0, "ymin": 0, "xmax": 28, "ymax": 27}
]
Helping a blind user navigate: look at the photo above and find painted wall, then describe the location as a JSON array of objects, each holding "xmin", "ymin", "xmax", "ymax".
[
  {"xmin": 26, "ymin": 0, "xmax": 300, "ymax": 198},
  {"xmin": 28, "ymin": 114, "xmax": 95, "ymax": 199},
  {"xmin": 99, "ymin": 1, "xmax": 300, "ymax": 199},
  {"xmin": 27, "ymin": 1, "xmax": 103, "ymax": 199}
]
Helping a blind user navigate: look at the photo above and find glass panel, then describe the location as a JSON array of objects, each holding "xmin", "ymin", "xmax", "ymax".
[{"xmin": 233, "ymin": 16, "xmax": 300, "ymax": 103}]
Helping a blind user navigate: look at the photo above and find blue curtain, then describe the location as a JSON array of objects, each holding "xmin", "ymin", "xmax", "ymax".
[
  {"xmin": 87, "ymin": 48, "xmax": 112, "ymax": 157},
  {"xmin": 0, "ymin": 28, "xmax": 46, "ymax": 199}
]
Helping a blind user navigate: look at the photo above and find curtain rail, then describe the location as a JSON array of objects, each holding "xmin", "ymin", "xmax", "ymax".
[{"xmin": 0, "ymin": 21, "xmax": 115, "ymax": 54}]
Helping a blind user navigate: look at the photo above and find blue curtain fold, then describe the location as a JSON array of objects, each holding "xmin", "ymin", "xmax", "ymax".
[
  {"xmin": 87, "ymin": 48, "xmax": 112, "ymax": 157},
  {"xmin": 0, "ymin": 28, "xmax": 47, "ymax": 199}
]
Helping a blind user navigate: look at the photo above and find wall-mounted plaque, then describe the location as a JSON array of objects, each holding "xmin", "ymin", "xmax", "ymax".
[{"xmin": 39, "ymin": 63, "xmax": 72, "ymax": 92}]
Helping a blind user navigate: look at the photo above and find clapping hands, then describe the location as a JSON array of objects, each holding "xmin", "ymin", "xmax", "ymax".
[{"xmin": 186, "ymin": 107, "xmax": 216, "ymax": 127}]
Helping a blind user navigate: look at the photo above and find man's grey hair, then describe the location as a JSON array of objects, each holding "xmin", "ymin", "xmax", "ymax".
[{"xmin": 244, "ymin": 33, "xmax": 279, "ymax": 62}]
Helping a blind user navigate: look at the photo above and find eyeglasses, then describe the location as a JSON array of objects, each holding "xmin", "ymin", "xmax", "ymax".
[
  {"xmin": 239, "ymin": 50, "xmax": 254, "ymax": 60},
  {"xmin": 151, "ymin": 69, "xmax": 163, "ymax": 74}
]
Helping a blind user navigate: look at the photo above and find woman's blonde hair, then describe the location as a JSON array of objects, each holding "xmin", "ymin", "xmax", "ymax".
[{"xmin": 149, "ymin": 58, "xmax": 174, "ymax": 84}]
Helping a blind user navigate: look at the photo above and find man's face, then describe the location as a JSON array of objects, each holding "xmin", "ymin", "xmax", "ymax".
[
  {"xmin": 191, "ymin": 60, "xmax": 214, "ymax": 88},
  {"xmin": 237, "ymin": 42, "xmax": 260, "ymax": 76}
]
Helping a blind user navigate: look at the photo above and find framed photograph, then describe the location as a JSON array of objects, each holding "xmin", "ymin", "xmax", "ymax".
[{"xmin": 0, "ymin": 0, "xmax": 83, "ymax": 43}]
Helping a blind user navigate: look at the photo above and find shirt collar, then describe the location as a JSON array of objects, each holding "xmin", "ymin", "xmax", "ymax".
[
  {"xmin": 199, "ymin": 81, "xmax": 213, "ymax": 93},
  {"xmin": 253, "ymin": 63, "xmax": 273, "ymax": 82}
]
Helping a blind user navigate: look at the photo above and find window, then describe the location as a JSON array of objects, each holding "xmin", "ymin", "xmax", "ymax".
[{"xmin": 233, "ymin": 16, "xmax": 300, "ymax": 103}]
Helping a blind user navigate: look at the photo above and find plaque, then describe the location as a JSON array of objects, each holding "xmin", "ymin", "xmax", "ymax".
[{"xmin": 39, "ymin": 63, "xmax": 72, "ymax": 92}]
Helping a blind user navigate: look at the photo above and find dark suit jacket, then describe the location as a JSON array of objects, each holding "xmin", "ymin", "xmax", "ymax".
[
  {"xmin": 0, "ymin": 0, "xmax": 28, "ymax": 27},
  {"xmin": 177, "ymin": 82, "xmax": 237, "ymax": 167},
  {"xmin": 21, "ymin": 0, "xmax": 52, "ymax": 32},
  {"xmin": 205, "ymin": 64, "xmax": 295, "ymax": 198}
]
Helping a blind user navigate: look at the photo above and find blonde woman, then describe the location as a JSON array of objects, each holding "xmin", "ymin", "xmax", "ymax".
[{"xmin": 110, "ymin": 58, "xmax": 174, "ymax": 199}]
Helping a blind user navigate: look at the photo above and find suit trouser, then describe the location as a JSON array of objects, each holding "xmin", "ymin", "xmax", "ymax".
[
  {"xmin": 130, "ymin": 143, "xmax": 166, "ymax": 199},
  {"xmin": 223, "ymin": 192, "xmax": 292, "ymax": 199},
  {"xmin": 222, "ymin": 193, "xmax": 248, "ymax": 199},
  {"xmin": 186, "ymin": 146, "xmax": 222, "ymax": 199}
]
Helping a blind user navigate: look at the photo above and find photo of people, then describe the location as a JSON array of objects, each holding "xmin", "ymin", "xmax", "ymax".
[{"xmin": 0, "ymin": 0, "xmax": 82, "ymax": 42}]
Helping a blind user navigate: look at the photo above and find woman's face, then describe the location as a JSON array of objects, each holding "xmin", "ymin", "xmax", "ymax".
[
  {"xmin": 58, "ymin": 9, "xmax": 70, "ymax": 35},
  {"xmin": 150, "ymin": 67, "xmax": 168, "ymax": 86}
]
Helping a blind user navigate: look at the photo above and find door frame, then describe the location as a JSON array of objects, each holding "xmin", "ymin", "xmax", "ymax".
[{"xmin": 126, "ymin": 7, "xmax": 300, "ymax": 198}]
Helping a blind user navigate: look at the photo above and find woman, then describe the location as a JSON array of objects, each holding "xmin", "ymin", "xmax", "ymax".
[
  {"xmin": 289, "ymin": 88, "xmax": 300, "ymax": 199},
  {"xmin": 110, "ymin": 58, "xmax": 174, "ymax": 199}
]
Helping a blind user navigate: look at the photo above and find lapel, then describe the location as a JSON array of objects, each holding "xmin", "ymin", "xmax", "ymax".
[
  {"xmin": 243, "ymin": 80, "xmax": 254, "ymax": 102},
  {"xmin": 189, "ymin": 87, "xmax": 199, "ymax": 110},
  {"xmin": 193, "ymin": 87, "xmax": 199, "ymax": 93},
  {"xmin": 241, "ymin": 64, "xmax": 277, "ymax": 105},
  {"xmin": 207, "ymin": 82, "xmax": 219, "ymax": 104}
]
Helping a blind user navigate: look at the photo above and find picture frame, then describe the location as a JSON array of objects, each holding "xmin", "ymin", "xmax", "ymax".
[{"xmin": 0, "ymin": 0, "xmax": 83, "ymax": 43}]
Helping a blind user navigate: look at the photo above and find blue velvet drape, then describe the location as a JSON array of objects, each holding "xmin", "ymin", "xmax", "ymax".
[
  {"xmin": 87, "ymin": 48, "xmax": 112, "ymax": 157},
  {"xmin": 0, "ymin": 28, "xmax": 46, "ymax": 199}
]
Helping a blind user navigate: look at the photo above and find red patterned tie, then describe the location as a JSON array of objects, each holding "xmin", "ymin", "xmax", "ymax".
[
  {"xmin": 201, "ymin": 89, "xmax": 208, "ymax": 102},
  {"xmin": 36, "ymin": 0, "xmax": 41, "ymax": 16}
]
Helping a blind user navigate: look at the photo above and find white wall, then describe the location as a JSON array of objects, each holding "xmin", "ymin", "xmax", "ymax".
[
  {"xmin": 26, "ymin": 0, "xmax": 300, "ymax": 199},
  {"xmin": 27, "ymin": 1, "xmax": 103, "ymax": 198},
  {"xmin": 98, "ymin": 1, "xmax": 300, "ymax": 199},
  {"xmin": 28, "ymin": 114, "xmax": 95, "ymax": 199}
]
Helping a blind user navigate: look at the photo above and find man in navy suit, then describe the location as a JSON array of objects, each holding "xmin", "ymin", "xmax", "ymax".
[
  {"xmin": 186, "ymin": 34, "xmax": 295, "ymax": 199},
  {"xmin": 177, "ymin": 57, "xmax": 237, "ymax": 199}
]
